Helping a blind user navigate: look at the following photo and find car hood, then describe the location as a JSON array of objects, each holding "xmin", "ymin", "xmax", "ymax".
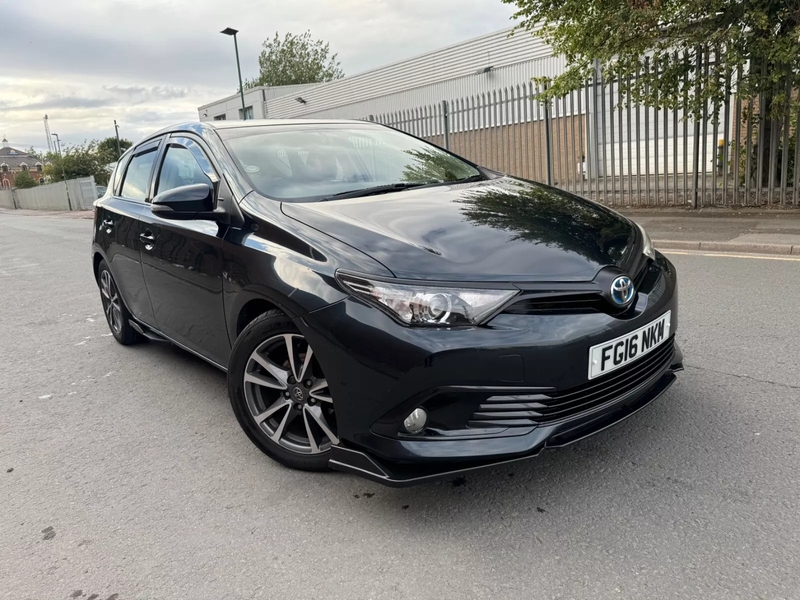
[{"xmin": 281, "ymin": 177, "xmax": 636, "ymax": 282}]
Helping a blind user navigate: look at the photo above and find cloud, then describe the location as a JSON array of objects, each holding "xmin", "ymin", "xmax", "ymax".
[
  {"xmin": 2, "ymin": 0, "xmax": 517, "ymax": 151},
  {"xmin": 2, "ymin": 96, "xmax": 114, "ymax": 113},
  {"xmin": 103, "ymin": 85, "xmax": 191, "ymax": 101}
]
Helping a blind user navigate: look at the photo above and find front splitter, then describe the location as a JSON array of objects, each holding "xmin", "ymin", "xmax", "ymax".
[{"xmin": 328, "ymin": 370, "xmax": 679, "ymax": 487}]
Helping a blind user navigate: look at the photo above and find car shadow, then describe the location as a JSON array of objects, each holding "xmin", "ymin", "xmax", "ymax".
[
  {"xmin": 118, "ymin": 340, "xmax": 754, "ymax": 540},
  {"xmin": 316, "ymin": 372, "xmax": 752, "ymax": 533}
]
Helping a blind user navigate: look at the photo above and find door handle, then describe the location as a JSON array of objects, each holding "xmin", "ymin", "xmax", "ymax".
[
  {"xmin": 139, "ymin": 231, "xmax": 156, "ymax": 249},
  {"xmin": 101, "ymin": 218, "xmax": 114, "ymax": 229}
]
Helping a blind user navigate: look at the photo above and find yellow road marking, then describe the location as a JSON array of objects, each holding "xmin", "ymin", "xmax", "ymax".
[{"xmin": 662, "ymin": 250, "xmax": 800, "ymax": 262}]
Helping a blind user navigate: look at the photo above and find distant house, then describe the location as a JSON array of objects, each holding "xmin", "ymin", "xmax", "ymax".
[{"xmin": 0, "ymin": 138, "xmax": 45, "ymax": 188}]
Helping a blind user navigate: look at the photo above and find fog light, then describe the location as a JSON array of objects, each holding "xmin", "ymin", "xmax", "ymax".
[{"xmin": 403, "ymin": 408, "xmax": 428, "ymax": 434}]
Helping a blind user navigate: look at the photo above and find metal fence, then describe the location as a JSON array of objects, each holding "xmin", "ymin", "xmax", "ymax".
[
  {"xmin": 367, "ymin": 72, "xmax": 800, "ymax": 208},
  {"xmin": 4, "ymin": 177, "xmax": 98, "ymax": 211},
  {"xmin": 0, "ymin": 189, "xmax": 13, "ymax": 209}
]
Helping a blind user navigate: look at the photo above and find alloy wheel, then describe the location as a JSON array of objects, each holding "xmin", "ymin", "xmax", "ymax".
[
  {"xmin": 100, "ymin": 270, "xmax": 123, "ymax": 335},
  {"xmin": 243, "ymin": 333, "xmax": 338, "ymax": 454}
]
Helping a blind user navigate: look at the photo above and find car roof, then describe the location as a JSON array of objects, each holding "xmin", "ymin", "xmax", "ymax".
[
  {"xmin": 136, "ymin": 118, "xmax": 380, "ymax": 148},
  {"xmin": 207, "ymin": 118, "xmax": 368, "ymax": 130}
]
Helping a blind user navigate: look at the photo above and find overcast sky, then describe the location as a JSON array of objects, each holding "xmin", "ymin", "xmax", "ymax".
[{"xmin": 3, "ymin": 0, "xmax": 518, "ymax": 153}]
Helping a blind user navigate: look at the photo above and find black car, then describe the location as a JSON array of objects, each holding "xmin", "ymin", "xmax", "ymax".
[{"xmin": 92, "ymin": 119, "xmax": 682, "ymax": 486}]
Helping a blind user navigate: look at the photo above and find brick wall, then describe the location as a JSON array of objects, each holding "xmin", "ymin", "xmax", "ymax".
[{"xmin": 0, "ymin": 170, "xmax": 45, "ymax": 189}]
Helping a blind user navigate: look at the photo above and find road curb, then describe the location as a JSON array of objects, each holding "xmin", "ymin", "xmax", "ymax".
[{"xmin": 654, "ymin": 239, "xmax": 799, "ymax": 256}]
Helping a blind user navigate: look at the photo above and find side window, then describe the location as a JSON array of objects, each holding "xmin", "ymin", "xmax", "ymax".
[
  {"xmin": 111, "ymin": 154, "xmax": 131, "ymax": 195},
  {"xmin": 121, "ymin": 149, "xmax": 158, "ymax": 201},
  {"xmin": 155, "ymin": 145, "xmax": 213, "ymax": 195}
]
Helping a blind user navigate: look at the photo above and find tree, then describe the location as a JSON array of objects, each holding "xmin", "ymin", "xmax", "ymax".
[
  {"xmin": 13, "ymin": 170, "xmax": 38, "ymax": 189},
  {"xmin": 504, "ymin": 0, "xmax": 800, "ymax": 183},
  {"xmin": 44, "ymin": 141, "xmax": 110, "ymax": 186},
  {"xmin": 24, "ymin": 147, "xmax": 43, "ymax": 160},
  {"xmin": 401, "ymin": 148, "xmax": 476, "ymax": 183},
  {"xmin": 96, "ymin": 136, "xmax": 133, "ymax": 165},
  {"xmin": 245, "ymin": 31, "xmax": 344, "ymax": 89}
]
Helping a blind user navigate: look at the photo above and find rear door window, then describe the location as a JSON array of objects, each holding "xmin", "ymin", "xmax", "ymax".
[{"xmin": 110, "ymin": 154, "xmax": 131, "ymax": 196}]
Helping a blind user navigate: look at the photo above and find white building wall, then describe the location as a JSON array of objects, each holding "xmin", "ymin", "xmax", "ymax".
[
  {"xmin": 273, "ymin": 56, "xmax": 566, "ymax": 122},
  {"xmin": 265, "ymin": 26, "xmax": 553, "ymax": 119},
  {"xmin": 198, "ymin": 84, "xmax": 318, "ymax": 121}
]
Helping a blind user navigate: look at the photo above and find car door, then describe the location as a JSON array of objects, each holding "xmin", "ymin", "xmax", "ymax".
[
  {"xmin": 138, "ymin": 135, "xmax": 230, "ymax": 367},
  {"xmin": 96, "ymin": 140, "xmax": 162, "ymax": 326}
]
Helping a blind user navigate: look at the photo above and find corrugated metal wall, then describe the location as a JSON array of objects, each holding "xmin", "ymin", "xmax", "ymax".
[
  {"xmin": 199, "ymin": 83, "xmax": 318, "ymax": 121},
  {"xmin": 14, "ymin": 182, "xmax": 71, "ymax": 210},
  {"xmin": 9, "ymin": 177, "xmax": 98, "ymax": 211},
  {"xmin": 0, "ymin": 189, "xmax": 14, "ymax": 209},
  {"xmin": 265, "ymin": 26, "xmax": 555, "ymax": 119},
  {"xmin": 273, "ymin": 56, "xmax": 566, "ymax": 122}
]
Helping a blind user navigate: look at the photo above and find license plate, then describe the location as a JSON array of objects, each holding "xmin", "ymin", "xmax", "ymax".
[{"xmin": 588, "ymin": 311, "xmax": 671, "ymax": 379}]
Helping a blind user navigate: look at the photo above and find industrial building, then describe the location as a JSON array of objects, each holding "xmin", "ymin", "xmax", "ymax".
[
  {"xmin": 197, "ymin": 26, "xmax": 731, "ymax": 207},
  {"xmin": 198, "ymin": 27, "xmax": 559, "ymax": 123}
]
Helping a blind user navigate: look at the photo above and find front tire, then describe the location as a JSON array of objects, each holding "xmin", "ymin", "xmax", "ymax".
[
  {"xmin": 228, "ymin": 310, "xmax": 338, "ymax": 472},
  {"xmin": 97, "ymin": 260, "xmax": 140, "ymax": 345}
]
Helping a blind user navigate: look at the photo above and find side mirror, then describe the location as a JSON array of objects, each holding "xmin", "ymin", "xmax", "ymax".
[{"xmin": 151, "ymin": 183, "xmax": 216, "ymax": 220}]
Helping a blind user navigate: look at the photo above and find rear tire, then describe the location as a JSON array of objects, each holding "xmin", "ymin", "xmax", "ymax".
[
  {"xmin": 228, "ymin": 310, "xmax": 338, "ymax": 472},
  {"xmin": 97, "ymin": 259, "xmax": 140, "ymax": 346}
]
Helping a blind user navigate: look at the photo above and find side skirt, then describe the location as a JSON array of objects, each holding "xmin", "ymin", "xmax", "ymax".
[{"xmin": 129, "ymin": 319, "xmax": 228, "ymax": 373}]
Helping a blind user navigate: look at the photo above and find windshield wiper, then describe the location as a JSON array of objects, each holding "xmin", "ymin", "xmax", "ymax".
[
  {"xmin": 320, "ymin": 182, "xmax": 427, "ymax": 202},
  {"xmin": 319, "ymin": 173, "xmax": 486, "ymax": 202},
  {"xmin": 453, "ymin": 173, "xmax": 485, "ymax": 184}
]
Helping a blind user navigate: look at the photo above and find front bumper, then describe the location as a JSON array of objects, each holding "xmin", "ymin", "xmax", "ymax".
[
  {"xmin": 329, "ymin": 364, "xmax": 681, "ymax": 487},
  {"xmin": 296, "ymin": 253, "xmax": 681, "ymax": 486}
]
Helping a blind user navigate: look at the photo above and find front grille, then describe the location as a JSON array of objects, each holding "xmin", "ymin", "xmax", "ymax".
[
  {"xmin": 503, "ymin": 293, "xmax": 608, "ymax": 315},
  {"xmin": 502, "ymin": 261, "xmax": 658, "ymax": 316},
  {"xmin": 468, "ymin": 337, "xmax": 675, "ymax": 428}
]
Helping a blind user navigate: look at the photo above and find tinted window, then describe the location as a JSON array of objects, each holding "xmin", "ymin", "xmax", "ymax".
[
  {"xmin": 111, "ymin": 154, "xmax": 130, "ymax": 195},
  {"xmin": 219, "ymin": 125, "xmax": 480, "ymax": 201},
  {"xmin": 121, "ymin": 149, "xmax": 157, "ymax": 201},
  {"xmin": 156, "ymin": 145, "xmax": 212, "ymax": 195}
]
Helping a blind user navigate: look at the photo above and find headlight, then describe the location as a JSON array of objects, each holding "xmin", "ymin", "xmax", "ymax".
[
  {"xmin": 338, "ymin": 273, "xmax": 518, "ymax": 326},
  {"xmin": 636, "ymin": 223, "xmax": 656, "ymax": 260}
]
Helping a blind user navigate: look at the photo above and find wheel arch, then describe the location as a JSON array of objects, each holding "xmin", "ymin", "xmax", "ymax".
[
  {"xmin": 92, "ymin": 249, "xmax": 108, "ymax": 284},
  {"xmin": 228, "ymin": 286, "xmax": 309, "ymax": 344}
]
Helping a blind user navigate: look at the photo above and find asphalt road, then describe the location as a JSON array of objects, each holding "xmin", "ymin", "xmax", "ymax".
[{"xmin": 1, "ymin": 212, "xmax": 799, "ymax": 600}]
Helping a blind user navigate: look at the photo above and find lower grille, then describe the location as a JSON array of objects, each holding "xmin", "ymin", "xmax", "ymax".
[{"xmin": 469, "ymin": 337, "xmax": 675, "ymax": 428}]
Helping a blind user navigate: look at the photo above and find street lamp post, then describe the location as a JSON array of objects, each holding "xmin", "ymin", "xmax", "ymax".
[
  {"xmin": 221, "ymin": 27, "xmax": 248, "ymax": 120},
  {"xmin": 52, "ymin": 133, "xmax": 72, "ymax": 210},
  {"xmin": 51, "ymin": 133, "xmax": 62, "ymax": 156},
  {"xmin": 114, "ymin": 120, "xmax": 122, "ymax": 159}
]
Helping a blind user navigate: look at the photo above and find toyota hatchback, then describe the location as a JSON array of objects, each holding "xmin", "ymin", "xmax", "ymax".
[{"xmin": 92, "ymin": 119, "xmax": 682, "ymax": 486}]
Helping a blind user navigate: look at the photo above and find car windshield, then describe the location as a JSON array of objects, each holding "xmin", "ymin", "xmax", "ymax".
[{"xmin": 218, "ymin": 124, "xmax": 482, "ymax": 201}]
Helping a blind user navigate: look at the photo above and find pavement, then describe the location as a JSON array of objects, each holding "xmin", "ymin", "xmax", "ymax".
[
  {"xmin": 621, "ymin": 208, "xmax": 800, "ymax": 255},
  {"xmin": 0, "ymin": 207, "xmax": 94, "ymax": 219},
  {"xmin": 2, "ymin": 212, "xmax": 800, "ymax": 600}
]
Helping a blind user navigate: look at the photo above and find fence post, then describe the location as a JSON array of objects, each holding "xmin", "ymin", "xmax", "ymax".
[
  {"xmin": 692, "ymin": 47, "xmax": 702, "ymax": 209},
  {"xmin": 11, "ymin": 188, "xmax": 18, "ymax": 209},
  {"xmin": 543, "ymin": 83, "xmax": 554, "ymax": 186},
  {"xmin": 441, "ymin": 100, "xmax": 451, "ymax": 150},
  {"xmin": 586, "ymin": 60, "xmax": 603, "ymax": 186}
]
